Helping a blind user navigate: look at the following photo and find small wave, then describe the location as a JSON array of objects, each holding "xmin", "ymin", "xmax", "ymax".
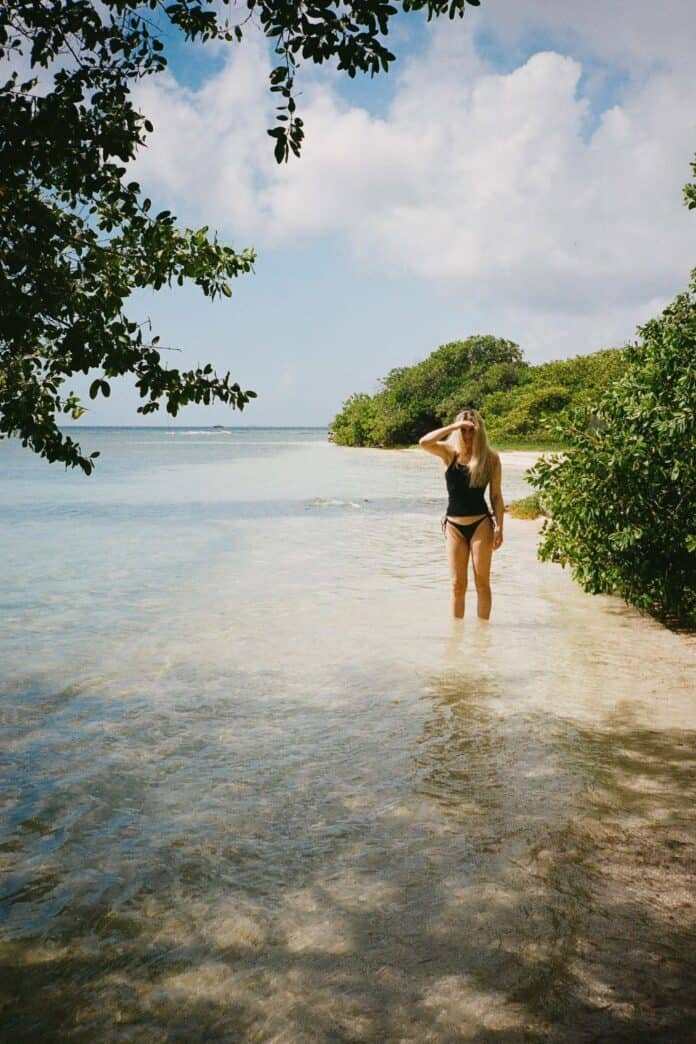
[{"xmin": 306, "ymin": 497, "xmax": 368, "ymax": 509}]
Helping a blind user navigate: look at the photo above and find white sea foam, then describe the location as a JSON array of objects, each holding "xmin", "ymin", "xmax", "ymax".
[
  {"xmin": 307, "ymin": 496, "xmax": 366, "ymax": 508},
  {"xmin": 167, "ymin": 428, "xmax": 234, "ymax": 435}
]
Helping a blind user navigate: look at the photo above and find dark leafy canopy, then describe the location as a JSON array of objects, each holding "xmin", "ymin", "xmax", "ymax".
[
  {"xmin": 0, "ymin": 1, "xmax": 481, "ymax": 473},
  {"xmin": 529, "ymin": 284, "xmax": 696, "ymax": 628}
]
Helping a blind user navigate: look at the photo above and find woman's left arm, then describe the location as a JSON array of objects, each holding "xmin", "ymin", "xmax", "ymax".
[{"xmin": 490, "ymin": 454, "xmax": 504, "ymax": 550}]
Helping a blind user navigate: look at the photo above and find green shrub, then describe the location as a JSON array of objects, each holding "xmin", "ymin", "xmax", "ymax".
[
  {"xmin": 482, "ymin": 349, "xmax": 629, "ymax": 441},
  {"xmin": 530, "ymin": 348, "xmax": 629, "ymax": 397},
  {"xmin": 529, "ymin": 286, "xmax": 696, "ymax": 627},
  {"xmin": 508, "ymin": 493, "xmax": 544, "ymax": 519},
  {"xmin": 331, "ymin": 335, "xmax": 523, "ymax": 446},
  {"xmin": 486, "ymin": 384, "xmax": 572, "ymax": 437},
  {"xmin": 436, "ymin": 360, "xmax": 531, "ymax": 418},
  {"xmin": 331, "ymin": 393, "xmax": 378, "ymax": 446},
  {"xmin": 330, "ymin": 338, "xmax": 629, "ymax": 450}
]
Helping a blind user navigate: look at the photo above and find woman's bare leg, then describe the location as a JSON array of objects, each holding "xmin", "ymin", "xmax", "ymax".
[
  {"xmin": 446, "ymin": 522, "xmax": 470, "ymax": 619},
  {"xmin": 470, "ymin": 519, "xmax": 495, "ymax": 620}
]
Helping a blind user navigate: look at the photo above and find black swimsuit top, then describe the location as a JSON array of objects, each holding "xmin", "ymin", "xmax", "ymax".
[{"xmin": 445, "ymin": 455, "xmax": 490, "ymax": 517}]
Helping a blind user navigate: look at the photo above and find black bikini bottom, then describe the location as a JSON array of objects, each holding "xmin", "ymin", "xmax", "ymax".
[{"xmin": 442, "ymin": 514, "xmax": 493, "ymax": 546}]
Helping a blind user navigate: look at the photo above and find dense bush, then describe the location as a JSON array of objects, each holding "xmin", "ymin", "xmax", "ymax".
[
  {"xmin": 330, "ymin": 393, "xmax": 379, "ymax": 446},
  {"xmin": 331, "ymin": 335, "xmax": 524, "ymax": 445},
  {"xmin": 482, "ymin": 349, "xmax": 629, "ymax": 442},
  {"xmin": 331, "ymin": 337, "xmax": 627, "ymax": 447},
  {"xmin": 436, "ymin": 360, "xmax": 530, "ymax": 419},
  {"xmin": 529, "ymin": 285, "xmax": 696, "ymax": 627},
  {"xmin": 485, "ymin": 384, "xmax": 572, "ymax": 436},
  {"xmin": 508, "ymin": 493, "xmax": 544, "ymax": 520}
]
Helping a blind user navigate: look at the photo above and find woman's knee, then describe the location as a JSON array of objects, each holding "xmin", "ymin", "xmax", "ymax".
[
  {"xmin": 474, "ymin": 575, "xmax": 490, "ymax": 596},
  {"xmin": 451, "ymin": 577, "xmax": 467, "ymax": 597}
]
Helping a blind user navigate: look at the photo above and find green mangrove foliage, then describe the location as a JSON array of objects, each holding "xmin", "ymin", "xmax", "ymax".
[
  {"xmin": 331, "ymin": 335, "xmax": 628, "ymax": 447},
  {"xmin": 529, "ymin": 284, "xmax": 696, "ymax": 627}
]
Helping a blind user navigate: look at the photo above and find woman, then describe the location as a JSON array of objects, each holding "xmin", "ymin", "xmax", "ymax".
[{"xmin": 419, "ymin": 409, "xmax": 504, "ymax": 620}]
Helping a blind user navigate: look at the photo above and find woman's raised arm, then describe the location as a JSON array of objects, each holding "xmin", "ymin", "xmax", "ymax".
[{"xmin": 418, "ymin": 420, "xmax": 472, "ymax": 461}]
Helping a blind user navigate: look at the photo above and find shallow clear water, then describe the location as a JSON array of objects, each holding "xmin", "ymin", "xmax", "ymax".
[{"xmin": 1, "ymin": 428, "xmax": 694, "ymax": 1042}]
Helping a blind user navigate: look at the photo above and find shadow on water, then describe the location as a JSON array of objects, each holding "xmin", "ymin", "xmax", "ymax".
[{"xmin": 1, "ymin": 669, "xmax": 695, "ymax": 1043}]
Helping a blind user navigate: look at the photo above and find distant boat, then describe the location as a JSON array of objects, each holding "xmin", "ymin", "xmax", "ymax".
[{"xmin": 212, "ymin": 425, "xmax": 225, "ymax": 430}]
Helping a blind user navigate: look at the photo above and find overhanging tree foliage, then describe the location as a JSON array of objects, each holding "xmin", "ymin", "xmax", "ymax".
[{"xmin": 1, "ymin": 0, "xmax": 481, "ymax": 473}]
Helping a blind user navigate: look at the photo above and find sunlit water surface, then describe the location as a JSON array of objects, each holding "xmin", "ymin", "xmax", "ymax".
[{"xmin": 1, "ymin": 428, "xmax": 694, "ymax": 1042}]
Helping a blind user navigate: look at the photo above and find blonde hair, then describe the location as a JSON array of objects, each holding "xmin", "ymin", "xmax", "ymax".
[{"xmin": 446, "ymin": 408, "xmax": 493, "ymax": 487}]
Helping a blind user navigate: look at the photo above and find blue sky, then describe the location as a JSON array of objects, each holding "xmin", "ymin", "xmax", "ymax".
[{"xmin": 71, "ymin": 1, "xmax": 695, "ymax": 427}]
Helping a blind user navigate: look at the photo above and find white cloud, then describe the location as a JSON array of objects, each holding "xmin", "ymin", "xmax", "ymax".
[
  {"xmin": 131, "ymin": 4, "xmax": 696, "ymax": 360},
  {"xmin": 132, "ymin": 32, "xmax": 274, "ymax": 242},
  {"xmin": 473, "ymin": 0, "xmax": 696, "ymax": 77}
]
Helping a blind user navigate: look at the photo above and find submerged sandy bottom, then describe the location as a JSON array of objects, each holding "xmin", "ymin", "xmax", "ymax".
[{"xmin": 1, "ymin": 438, "xmax": 695, "ymax": 1041}]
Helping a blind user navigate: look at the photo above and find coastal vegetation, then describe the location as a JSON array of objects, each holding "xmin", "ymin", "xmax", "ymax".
[
  {"xmin": 530, "ymin": 281, "xmax": 696, "ymax": 628},
  {"xmin": 507, "ymin": 494, "xmax": 544, "ymax": 520},
  {"xmin": 330, "ymin": 336, "xmax": 629, "ymax": 449}
]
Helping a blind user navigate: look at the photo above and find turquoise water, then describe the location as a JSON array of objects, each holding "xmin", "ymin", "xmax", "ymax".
[{"xmin": 1, "ymin": 428, "xmax": 694, "ymax": 1041}]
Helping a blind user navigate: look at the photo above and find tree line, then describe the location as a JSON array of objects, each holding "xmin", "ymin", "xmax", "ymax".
[{"xmin": 329, "ymin": 336, "xmax": 629, "ymax": 448}]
